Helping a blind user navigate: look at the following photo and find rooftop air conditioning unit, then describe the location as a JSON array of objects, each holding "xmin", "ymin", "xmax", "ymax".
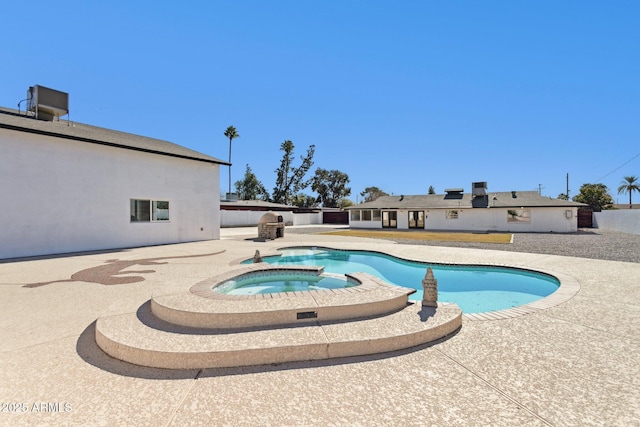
[
  {"xmin": 472, "ymin": 181, "xmax": 488, "ymax": 197},
  {"xmin": 27, "ymin": 85, "xmax": 69, "ymax": 121}
]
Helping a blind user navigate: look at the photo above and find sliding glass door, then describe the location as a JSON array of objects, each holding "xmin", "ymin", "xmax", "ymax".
[
  {"xmin": 382, "ymin": 211, "xmax": 397, "ymax": 228},
  {"xmin": 408, "ymin": 211, "xmax": 424, "ymax": 229}
]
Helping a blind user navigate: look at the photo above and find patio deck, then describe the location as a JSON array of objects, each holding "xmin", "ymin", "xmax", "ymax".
[{"xmin": 1, "ymin": 228, "xmax": 638, "ymax": 426}]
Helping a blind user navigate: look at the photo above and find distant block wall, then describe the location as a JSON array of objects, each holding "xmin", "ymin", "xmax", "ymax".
[{"xmin": 593, "ymin": 210, "xmax": 640, "ymax": 235}]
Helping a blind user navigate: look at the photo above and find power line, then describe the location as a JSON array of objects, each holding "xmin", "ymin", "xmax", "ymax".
[{"xmin": 595, "ymin": 152, "xmax": 640, "ymax": 182}]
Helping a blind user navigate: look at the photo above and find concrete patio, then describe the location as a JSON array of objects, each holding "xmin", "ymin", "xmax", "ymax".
[{"xmin": 1, "ymin": 228, "xmax": 638, "ymax": 426}]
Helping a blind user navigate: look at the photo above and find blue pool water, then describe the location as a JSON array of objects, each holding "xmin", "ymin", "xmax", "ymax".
[
  {"xmin": 215, "ymin": 273, "xmax": 354, "ymax": 295},
  {"xmin": 243, "ymin": 248, "xmax": 559, "ymax": 313}
]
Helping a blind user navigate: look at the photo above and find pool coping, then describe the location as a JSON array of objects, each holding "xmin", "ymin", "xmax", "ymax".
[{"xmin": 230, "ymin": 246, "xmax": 581, "ymax": 322}]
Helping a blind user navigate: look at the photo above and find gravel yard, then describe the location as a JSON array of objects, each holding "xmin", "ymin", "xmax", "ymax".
[{"xmin": 286, "ymin": 227, "xmax": 640, "ymax": 263}]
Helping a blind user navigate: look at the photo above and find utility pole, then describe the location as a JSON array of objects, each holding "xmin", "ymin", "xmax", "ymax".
[
  {"xmin": 538, "ymin": 184, "xmax": 544, "ymax": 195},
  {"xmin": 566, "ymin": 173, "xmax": 570, "ymax": 199}
]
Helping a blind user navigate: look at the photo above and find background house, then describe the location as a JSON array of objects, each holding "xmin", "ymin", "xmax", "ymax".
[
  {"xmin": 0, "ymin": 88, "xmax": 227, "ymax": 259},
  {"xmin": 347, "ymin": 182, "xmax": 586, "ymax": 233}
]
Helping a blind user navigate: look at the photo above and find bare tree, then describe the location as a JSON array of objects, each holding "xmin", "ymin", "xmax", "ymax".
[{"xmin": 272, "ymin": 140, "xmax": 315, "ymax": 205}]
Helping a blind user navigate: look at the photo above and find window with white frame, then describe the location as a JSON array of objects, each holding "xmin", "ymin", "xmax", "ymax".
[
  {"xmin": 131, "ymin": 199, "xmax": 170, "ymax": 222},
  {"xmin": 350, "ymin": 210, "xmax": 361, "ymax": 221}
]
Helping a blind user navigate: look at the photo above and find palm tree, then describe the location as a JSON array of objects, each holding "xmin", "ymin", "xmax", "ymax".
[
  {"xmin": 223, "ymin": 126, "xmax": 239, "ymax": 197},
  {"xmin": 617, "ymin": 175, "xmax": 640, "ymax": 209}
]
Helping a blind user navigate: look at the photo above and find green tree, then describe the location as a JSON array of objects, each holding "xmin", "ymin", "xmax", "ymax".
[
  {"xmin": 360, "ymin": 186, "xmax": 389, "ymax": 203},
  {"xmin": 339, "ymin": 198, "xmax": 354, "ymax": 208},
  {"xmin": 572, "ymin": 183, "xmax": 614, "ymax": 211},
  {"xmin": 291, "ymin": 193, "xmax": 318, "ymax": 208},
  {"xmin": 557, "ymin": 193, "xmax": 569, "ymax": 200},
  {"xmin": 428, "ymin": 186, "xmax": 436, "ymax": 195},
  {"xmin": 310, "ymin": 168, "xmax": 351, "ymax": 208},
  {"xmin": 617, "ymin": 175, "xmax": 640, "ymax": 209},
  {"xmin": 234, "ymin": 164, "xmax": 269, "ymax": 201},
  {"xmin": 272, "ymin": 140, "xmax": 315, "ymax": 205},
  {"xmin": 223, "ymin": 125, "xmax": 239, "ymax": 196}
]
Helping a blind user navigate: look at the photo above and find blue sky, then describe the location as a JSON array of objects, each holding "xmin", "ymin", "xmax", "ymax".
[{"xmin": 2, "ymin": 1, "xmax": 639, "ymax": 203}]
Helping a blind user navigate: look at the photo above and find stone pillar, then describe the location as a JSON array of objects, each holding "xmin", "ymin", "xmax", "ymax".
[{"xmin": 422, "ymin": 267, "xmax": 438, "ymax": 307}]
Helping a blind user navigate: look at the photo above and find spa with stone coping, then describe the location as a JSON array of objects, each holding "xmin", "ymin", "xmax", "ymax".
[
  {"xmin": 95, "ymin": 264, "xmax": 463, "ymax": 369},
  {"xmin": 153, "ymin": 264, "xmax": 419, "ymax": 329}
]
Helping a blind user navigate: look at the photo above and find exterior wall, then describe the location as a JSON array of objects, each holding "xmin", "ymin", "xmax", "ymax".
[
  {"xmin": 424, "ymin": 207, "xmax": 578, "ymax": 232},
  {"xmin": 350, "ymin": 219, "xmax": 383, "ymax": 229},
  {"xmin": 593, "ymin": 210, "xmax": 640, "ymax": 235},
  {"xmin": 349, "ymin": 207, "xmax": 579, "ymax": 233},
  {"xmin": 397, "ymin": 211, "xmax": 410, "ymax": 229},
  {"xmin": 292, "ymin": 212, "xmax": 323, "ymax": 226},
  {"xmin": 221, "ymin": 210, "xmax": 269, "ymax": 227},
  {"xmin": 221, "ymin": 210, "xmax": 322, "ymax": 227},
  {"xmin": 1, "ymin": 128, "xmax": 219, "ymax": 259}
]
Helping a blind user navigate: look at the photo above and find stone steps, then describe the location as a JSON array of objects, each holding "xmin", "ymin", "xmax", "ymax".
[
  {"xmin": 95, "ymin": 302, "xmax": 462, "ymax": 369},
  {"xmin": 95, "ymin": 267, "xmax": 461, "ymax": 370}
]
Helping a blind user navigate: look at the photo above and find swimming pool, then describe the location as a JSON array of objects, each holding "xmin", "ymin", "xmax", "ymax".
[{"xmin": 244, "ymin": 248, "xmax": 560, "ymax": 313}]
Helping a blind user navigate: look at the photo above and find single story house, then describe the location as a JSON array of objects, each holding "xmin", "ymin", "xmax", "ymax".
[
  {"xmin": 0, "ymin": 97, "xmax": 227, "ymax": 259},
  {"xmin": 346, "ymin": 183, "xmax": 586, "ymax": 233}
]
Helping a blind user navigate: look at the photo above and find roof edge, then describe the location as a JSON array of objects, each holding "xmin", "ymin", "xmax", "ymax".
[{"xmin": 0, "ymin": 121, "xmax": 230, "ymax": 166}]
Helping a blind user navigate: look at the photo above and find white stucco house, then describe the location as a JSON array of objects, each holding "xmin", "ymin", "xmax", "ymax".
[
  {"xmin": 0, "ymin": 104, "xmax": 228, "ymax": 259},
  {"xmin": 347, "ymin": 183, "xmax": 586, "ymax": 233}
]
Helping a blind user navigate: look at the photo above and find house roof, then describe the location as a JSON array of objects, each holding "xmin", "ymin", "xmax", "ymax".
[
  {"xmin": 348, "ymin": 191, "xmax": 587, "ymax": 210},
  {"xmin": 0, "ymin": 107, "xmax": 228, "ymax": 165}
]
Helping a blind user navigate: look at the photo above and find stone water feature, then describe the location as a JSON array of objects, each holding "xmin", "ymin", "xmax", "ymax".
[{"xmin": 422, "ymin": 267, "xmax": 438, "ymax": 307}]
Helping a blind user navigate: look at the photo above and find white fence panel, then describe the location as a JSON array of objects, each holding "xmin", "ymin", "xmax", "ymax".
[{"xmin": 593, "ymin": 210, "xmax": 640, "ymax": 235}]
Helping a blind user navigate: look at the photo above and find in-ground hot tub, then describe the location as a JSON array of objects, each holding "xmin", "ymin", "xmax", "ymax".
[{"xmin": 213, "ymin": 270, "xmax": 357, "ymax": 295}]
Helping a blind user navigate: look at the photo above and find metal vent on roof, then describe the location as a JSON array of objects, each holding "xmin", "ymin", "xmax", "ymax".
[
  {"xmin": 26, "ymin": 85, "xmax": 69, "ymax": 121},
  {"xmin": 472, "ymin": 182, "xmax": 487, "ymax": 197}
]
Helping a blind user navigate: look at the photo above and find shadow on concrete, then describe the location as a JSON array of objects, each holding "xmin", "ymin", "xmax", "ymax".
[
  {"xmin": 76, "ymin": 321, "xmax": 201, "ymax": 380},
  {"xmin": 24, "ymin": 250, "xmax": 225, "ymax": 288}
]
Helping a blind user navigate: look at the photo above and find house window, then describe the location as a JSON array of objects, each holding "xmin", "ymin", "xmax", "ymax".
[
  {"xmin": 507, "ymin": 209, "xmax": 530, "ymax": 223},
  {"xmin": 131, "ymin": 199, "xmax": 170, "ymax": 222},
  {"xmin": 152, "ymin": 201, "xmax": 170, "ymax": 221},
  {"xmin": 350, "ymin": 210, "xmax": 361, "ymax": 221},
  {"xmin": 409, "ymin": 211, "xmax": 424, "ymax": 228},
  {"xmin": 362, "ymin": 210, "xmax": 372, "ymax": 221},
  {"xmin": 446, "ymin": 210, "xmax": 459, "ymax": 219},
  {"xmin": 372, "ymin": 210, "xmax": 381, "ymax": 221}
]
